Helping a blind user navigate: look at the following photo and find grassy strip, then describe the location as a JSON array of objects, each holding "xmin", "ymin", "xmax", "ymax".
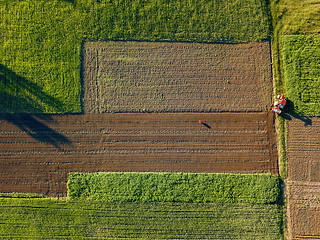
[
  {"xmin": 0, "ymin": 0, "xmax": 270, "ymax": 113},
  {"xmin": 282, "ymin": 35, "xmax": 320, "ymax": 116},
  {"xmin": 277, "ymin": 117, "xmax": 287, "ymax": 178},
  {"xmin": 0, "ymin": 192, "xmax": 44, "ymax": 199},
  {"xmin": 0, "ymin": 197, "xmax": 282, "ymax": 239},
  {"xmin": 68, "ymin": 172, "xmax": 280, "ymax": 204}
]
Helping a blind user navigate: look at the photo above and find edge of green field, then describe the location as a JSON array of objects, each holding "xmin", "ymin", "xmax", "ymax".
[
  {"xmin": 270, "ymin": 0, "xmax": 320, "ymax": 179},
  {"xmin": 67, "ymin": 172, "xmax": 281, "ymax": 204},
  {"xmin": 0, "ymin": 195, "xmax": 283, "ymax": 239},
  {"xmin": 0, "ymin": 0, "xmax": 270, "ymax": 113},
  {"xmin": 282, "ymin": 35, "xmax": 320, "ymax": 116}
]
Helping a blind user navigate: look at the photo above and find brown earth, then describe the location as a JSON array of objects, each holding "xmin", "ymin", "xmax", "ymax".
[
  {"xmin": 82, "ymin": 41, "xmax": 273, "ymax": 113},
  {"xmin": 0, "ymin": 112, "xmax": 277, "ymax": 196},
  {"xmin": 286, "ymin": 117, "xmax": 320, "ymax": 239}
]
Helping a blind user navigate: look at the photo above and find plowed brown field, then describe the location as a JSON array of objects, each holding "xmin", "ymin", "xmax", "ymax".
[
  {"xmin": 83, "ymin": 41, "xmax": 272, "ymax": 113},
  {"xmin": 287, "ymin": 117, "xmax": 320, "ymax": 239},
  {"xmin": 0, "ymin": 112, "xmax": 277, "ymax": 196}
]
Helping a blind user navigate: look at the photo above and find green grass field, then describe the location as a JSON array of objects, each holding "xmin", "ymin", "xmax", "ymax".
[
  {"xmin": 68, "ymin": 172, "xmax": 280, "ymax": 204},
  {"xmin": 0, "ymin": 1, "xmax": 286, "ymax": 238},
  {"xmin": 283, "ymin": 35, "xmax": 320, "ymax": 114},
  {"xmin": 0, "ymin": 195, "xmax": 282, "ymax": 239},
  {"xmin": 0, "ymin": 173, "xmax": 282, "ymax": 239},
  {"xmin": 0, "ymin": 0, "xmax": 270, "ymax": 113},
  {"xmin": 282, "ymin": 35, "xmax": 320, "ymax": 116},
  {"xmin": 270, "ymin": 0, "xmax": 320, "ymax": 94}
]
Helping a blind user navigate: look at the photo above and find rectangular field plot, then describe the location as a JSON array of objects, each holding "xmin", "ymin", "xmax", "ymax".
[
  {"xmin": 0, "ymin": 112, "xmax": 277, "ymax": 196},
  {"xmin": 83, "ymin": 41, "xmax": 273, "ymax": 113},
  {"xmin": 287, "ymin": 182, "xmax": 320, "ymax": 239},
  {"xmin": 287, "ymin": 117, "xmax": 320, "ymax": 182},
  {"xmin": 286, "ymin": 118, "xmax": 320, "ymax": 239},
  {"xmin": 68, "ymin": 172, "xmax": 280, "ymax": 204},
  {"xmin": 283, "ymin": 35, "xmax": 320, "ymax": 115},
  {"xmin": 0, "ymin": 198, "xmax": 282, "ymax": 239}
]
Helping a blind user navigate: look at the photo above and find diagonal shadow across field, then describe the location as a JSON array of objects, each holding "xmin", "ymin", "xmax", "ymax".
[
  {"xmin": 0, "ymin": 64, "xmax": 65, "ymax": 113},
  {"xmin": 280, "ymin": 100, "xmax": 312, "ymax": 126},
  {"xmin": 0, "ymin": 114, "xmax": 71, "ymax": 149},
  {"xmin": 0, "ymin": 64, "xmax": 70, "ymax": 148}
]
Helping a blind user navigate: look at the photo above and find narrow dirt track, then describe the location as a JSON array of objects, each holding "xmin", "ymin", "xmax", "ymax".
[{"xmin": 0, "ymin": 112, "xmax": 277, "ymax": 196}]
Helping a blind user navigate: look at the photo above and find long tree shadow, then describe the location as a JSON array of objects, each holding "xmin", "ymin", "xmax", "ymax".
[
  {"xmin": 0, "ymin": 64, "xmax": 65, "ymax": 113},
  {"xmin": 0, "ymin": 64, "xmax": 71, "ymax": 148},
  {"xmin": 0, "ymin": 114, "xmax": 71, "ymax": 149},
  {"xmin": 281, "ymin": 99, "xmax": 312, "ymax": 126}
]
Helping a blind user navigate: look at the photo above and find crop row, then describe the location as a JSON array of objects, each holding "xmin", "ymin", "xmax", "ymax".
[
  {"xmin": 0, "ymin": 196, "xmax": 282, "ymax": 239},
  {"xmin": 68, "ymin": 172, "xmax": 280, "ymax": 204}
]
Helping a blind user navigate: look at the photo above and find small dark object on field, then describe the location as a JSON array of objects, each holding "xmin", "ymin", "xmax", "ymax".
[{"xmin": 199, "ymin": 120, "xmax": 211, "ymax": 129}]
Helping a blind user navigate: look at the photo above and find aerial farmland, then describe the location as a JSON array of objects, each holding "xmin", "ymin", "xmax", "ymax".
[
  {"xmin": 83, "ymin": 41, "xmax": 272, "ymax": 113},
  {"xmin": 0, "ymin": 0, "xmax": 320, "ymax": 239}
]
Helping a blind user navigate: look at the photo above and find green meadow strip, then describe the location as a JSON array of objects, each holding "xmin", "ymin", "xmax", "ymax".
[
  {"xmin": 0, "ymin": 197, "xmax": 282, "ymax": 239},
  {"xmin": 0, "ymin": 192, "xmax": 44, "ymax": 198},
  {"xmin": 68, "ymin": 172, "xmax": 280, "ymax": 204}
]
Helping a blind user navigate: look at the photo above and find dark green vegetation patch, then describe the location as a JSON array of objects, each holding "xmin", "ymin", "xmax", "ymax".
[
  {"xmin": 283, "ymin": 35, "xmax": 320, "ymax": 116},
  {"xmin": 0, "ymin": 196, "xmax": 282, "ymax": 239},
  {"xmin": 0, "ymin": 0, "xmax": 270, "ymax": 113},
  {"xmin": 68, "ymin": 172, "xmax": 280, "ymax": 204}
]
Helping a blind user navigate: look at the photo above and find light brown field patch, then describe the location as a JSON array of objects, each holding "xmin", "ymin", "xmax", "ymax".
[
  {"xmin": 286, "ymin": 117, "xmax": 320, "ymax": 239},
  {"xmin": 82, "ymin": 41, "xmax": 273, "ymax": 113},
  {"xmin": 287, "ymin": 117, "xmax": 320, "ymax": 182},
  {"xmin": 0, "ymin": 112, "xmax": 277, "ymax": 196}
]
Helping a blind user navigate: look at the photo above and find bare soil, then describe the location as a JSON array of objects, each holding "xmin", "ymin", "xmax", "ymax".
[
  {"xmin": 0, "ymin": 112, "xmax": 277, "ymax": 196},
  {"xmin": 82, "ymin": 41, "xmax": 273, "ymax": 113},
  {"xmin": 286, "ymin": 117, "xmax": 320, "ymax": 239}
]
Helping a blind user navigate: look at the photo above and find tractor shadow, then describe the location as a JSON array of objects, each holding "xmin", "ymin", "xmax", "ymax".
[
  {"xmin": 0, "ymin": 64, "xmax": 71, "ymax": 148},
  {"xmin": 281, "ymin": 99, "xmax": 312, "ymax": 126}
]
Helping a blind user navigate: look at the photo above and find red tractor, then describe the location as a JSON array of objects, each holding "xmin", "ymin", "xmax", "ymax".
[{"xmin": 272, "ymin": 94, "xmax": 287, "ymax": 114}]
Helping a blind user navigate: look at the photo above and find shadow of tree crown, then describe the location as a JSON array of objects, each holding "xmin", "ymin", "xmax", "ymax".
[{"xmin": 0, "ymin": 64, "xmax": 65, "ymax": 113}]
